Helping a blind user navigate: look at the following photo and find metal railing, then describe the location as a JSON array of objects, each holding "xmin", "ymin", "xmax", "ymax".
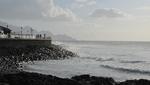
[
  {"xmin": 11, "ymin": 33, "xmax": 36, "ymax": 39},
  {"xmin": 0, "ymin": 34, "xmax": 8, "ymax": 38},
  {"xmin": 0, "ymin": 33, "xmax": 51, "ymax": 40}
]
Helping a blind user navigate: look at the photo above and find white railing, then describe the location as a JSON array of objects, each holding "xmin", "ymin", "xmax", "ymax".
[
  {"xmin": 0, "ymin": 33, "xmax": 49, "ymax": 39},
  {"xmin": 11, "ymin": 34, "xmax": 36, "ymax": 39},
  {"xmin": 0, "ymin": 34, "xmax": 8, "ymax": 38}
]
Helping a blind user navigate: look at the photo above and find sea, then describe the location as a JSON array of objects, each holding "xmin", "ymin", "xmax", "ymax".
[{"xmin": 23, "ymin": 41, "xmax": 150, "ymax": 81}]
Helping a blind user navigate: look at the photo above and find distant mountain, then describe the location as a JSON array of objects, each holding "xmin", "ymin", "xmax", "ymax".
[
  {"xmin": 38, "ymin": 31, "xmax": 54, "ymax": 37},
  {"xmin": 53, "ymin": 34, "xmax": 77, "ymax": 41},
  {"xmin": 0, "ymin": 20, "xmax": 77, "ymax": 41},
  {"xmin": 0, "ymin": 21, "xmax": 37, "ymax": 34},
  {"xmin": 39, "ymin": 31, "xmax": 77, "ymax": 41},
  {"xmin": 0, "ymin": 21, "xmax": 7, "ymax": 27}
]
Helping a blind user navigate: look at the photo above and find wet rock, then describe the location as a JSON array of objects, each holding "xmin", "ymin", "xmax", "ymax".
[
  {"xmin": 1, "ymin": 72, "xmax": 150, "ymax": 85},
  {"xmin": 0, "ymin": 44, "xmax": 78, "ymax": 73},
  {"xmin": 117, "ymin": 79, "xmax": 150, "ymax": 85},
  {"xmin": 0, "ymin": 82, "xmax": 9, "ymax": 85},
  {"xmin": 72, "ymin": 75, "xmax": 116, "ymax": 85},
  {"xmin": 0, "ymin": 72, "xmax": 81, "ymax": 85}
]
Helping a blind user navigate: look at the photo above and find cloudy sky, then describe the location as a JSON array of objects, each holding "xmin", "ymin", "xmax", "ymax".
[{"xmin": 0, "ymin": 0, "xmax": 150, "ymax": 41}]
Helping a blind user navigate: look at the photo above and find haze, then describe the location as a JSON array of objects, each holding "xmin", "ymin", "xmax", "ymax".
[{"xmin": 0, "ymin": 0, "xmax": 150, "ymax": 41}]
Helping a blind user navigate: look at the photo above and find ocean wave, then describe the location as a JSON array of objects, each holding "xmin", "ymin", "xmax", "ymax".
[
  {"xmin": 100, "ymin": 65, "xmax": 150, "ymax": 75},
  {"xmin": 80, "ymin": 57, "xmax": 97, "ymax": 60},
  {"xmin": 80, "ymin": 57, "xmax": 115, "ymax": 62},
  {"xmin": 120, "ymin": 60, "xmax": 145, "ymax": 64},
  {"xmin": 96, "ymin": 58, "xmax": 114, "ymax": 62}
]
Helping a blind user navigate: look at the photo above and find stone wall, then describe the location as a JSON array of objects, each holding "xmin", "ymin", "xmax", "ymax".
[
  {"xmin": 0, "ymin": 38, "xmax": 51, "ymax": 56},
  {"xmin": 0, "ymin": 38, "xmax": 51, "ymax": 47}
]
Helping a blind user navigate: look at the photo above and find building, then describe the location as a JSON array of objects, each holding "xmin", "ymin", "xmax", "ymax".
[
  {"xmin": 0, "ymin": 26, "xmax": 11, "ymax": 34},
  {"xmin": 0, "ymin": 25, "xmax": 50, "ymax": 39}
]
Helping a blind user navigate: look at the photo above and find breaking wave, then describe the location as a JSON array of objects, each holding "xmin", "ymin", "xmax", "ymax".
[
  {"xmin": 120, "ymin": 60, "xmax": 145, "ymax": 64},
  {"xmin": 80, "ymin": 57, "xmax": 97, "ymax": 60},
  {"xmin": 80, "ymin": 57, "xmax": 115, "ymax": 62},
  {"xmin": 96, "ymin": 58, "xmax": 114, "ymax": 62},
  {"xmin": 100, "ymin": 65, "xmax": 150, "ymax": 75}
]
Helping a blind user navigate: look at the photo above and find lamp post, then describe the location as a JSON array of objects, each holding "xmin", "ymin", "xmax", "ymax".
[
  {"xmin": 7, "ymin": 25, "xmax": 10, "ymax": 38},
  {"xmin": 30, "ymin": 28, "xmax": 33, "ymax": 38},
  {"xmin": 21, "ymin": 27, "xmax": 23, "ymax": 38}
]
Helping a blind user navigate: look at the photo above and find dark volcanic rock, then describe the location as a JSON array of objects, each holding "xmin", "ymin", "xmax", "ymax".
[
  {"xmin": 72, "ymin": 75, "xmax": 150, "ymax": 85},
  {"xmin": 0, "ymin": 73, "xmax": 150, "ymax": 85},
  {"xmin": 0, "ymin": 44, "xmax": 78, "ymax": 73},
  {"xmin": 117, "ymin": 79, "xmax": 150, "ymax": 85},
  {"xmin": 0, "ymin": 72, "xmax": 81, "ymax": 85},
  {"xmin": 72, "ymin": 75, "xmax": 116, "ymax": 85},
  {"xmin": 1, "ymin": 44, "xmax": 77, "ymax": 60}
]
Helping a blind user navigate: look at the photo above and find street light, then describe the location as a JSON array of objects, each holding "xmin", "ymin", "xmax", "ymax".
[
  {"xmin": 30, "ymin": 28, "xmax": 33, "ymax": 38},
  {"xmin": 21, "ymin": 27, "xmax": 23, "ymax": 38}
]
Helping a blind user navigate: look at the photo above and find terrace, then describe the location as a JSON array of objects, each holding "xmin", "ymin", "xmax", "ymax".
[{"xmin": 0, "ymin": 25, "xmax": 50, "ymax": 40}]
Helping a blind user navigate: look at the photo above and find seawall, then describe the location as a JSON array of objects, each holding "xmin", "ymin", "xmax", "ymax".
[
  {"xmin": 0, "ymin": 38, "xmax": 51, "ymax": 47},
  {"xmin": 0, "ymin": 38, "xmax": 51, "ymax": 56}
]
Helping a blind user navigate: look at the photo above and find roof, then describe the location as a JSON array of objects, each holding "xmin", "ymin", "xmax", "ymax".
[
  {"xmin": 0, "ymin": 26, "xmax": 11, "ymax": 31},
  {"xmin": 0, "ymin": 26, "xmax": 11, "ymax": 34}
]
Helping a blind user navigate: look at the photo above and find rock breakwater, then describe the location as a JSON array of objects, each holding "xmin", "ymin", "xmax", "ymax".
[{"xmin": 0, "ymin": 44, "xmax": 78, "ymax": 73}]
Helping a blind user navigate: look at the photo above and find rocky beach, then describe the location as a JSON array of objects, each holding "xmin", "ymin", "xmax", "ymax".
[
  {"xmin": 0, "ymin": 44, "xmax": 150, "ymax": 85},
  {"xmin": 0, "ymin": 71, "xmax": 150, "ymax": 85},
  {"xmin": 0, "ymin": 44, "xmax": 77, "ymax": 73}
]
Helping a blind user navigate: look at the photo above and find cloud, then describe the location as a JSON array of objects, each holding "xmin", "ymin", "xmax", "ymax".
[
  {"xmin": 90, "ymin": 8, "xmax": 127, "ymax": 18},
  {"xmin": 73, "ymin": 0, "xmax": 96, "ymax": 8},
  {"xmin": 136, "ymin": 6, "xmax": 150, "ymax": 11},
  {"xmin": 75, "ymin": 0, "xmax": 89, "ymax": 2},
  {"xmin": 86, "ymin": 1, "xmax": 96, "ymax": 6},
  {"xmin": 0, "ymin": 0, "xmax": 42, "ymax": 20},
  {"xmin": 38, "ymin": 0, "xmax": 79, "ymax": 22},
  {"xmin": 75, "ymin": 0, "xmax": 96, "ymax": 3},
  {"xmin": 0, "ymin": 0, "xmax": 79, "ymax": 22}
]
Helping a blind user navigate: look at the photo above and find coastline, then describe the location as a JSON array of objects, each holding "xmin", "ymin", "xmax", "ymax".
[
  {"xmin": 0, "ymin": 44, "xmax": 150, "ymax": 85},
  {"xmin": 0, "ymin": 71, "xmax": 150, "ymax": 85}
]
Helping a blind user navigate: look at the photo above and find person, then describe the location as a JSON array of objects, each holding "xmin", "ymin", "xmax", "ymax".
[
  {"xmin": 44, "ymin": 34, "xmax": 46, "ymax": 39},
  {"xmin": 0, "ymin": 31, "xmax": 4, "ymax": 38},
  {"xmin": 39, "ymin": 34, "xmax": 42, "ymax": 39},
  {"xmin": 8, "ymin": 33, "xmax": 11, "ymax": 38}
]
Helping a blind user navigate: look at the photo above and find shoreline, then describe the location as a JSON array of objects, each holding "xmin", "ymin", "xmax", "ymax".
[
  {"xmin": 22, "ymin": 60, "xmax": 150, "ymax": 82},
  {"xmin": 0, "ymin": 71, "xmax": 150, "ymax": 85},
  {"xmin": 0, "ymin": 45, "xmax": 150, "ymax": 85}
]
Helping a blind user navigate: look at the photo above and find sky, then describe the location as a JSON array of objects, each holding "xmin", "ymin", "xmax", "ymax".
[{"xmin": 0, "ymin": 0, "xmax": 150, "ymax": 41}]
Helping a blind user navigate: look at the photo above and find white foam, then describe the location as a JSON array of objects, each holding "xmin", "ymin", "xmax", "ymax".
[{"xmin": 23, "ymin": 41, "xmax": 150, "ymax": 81}]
